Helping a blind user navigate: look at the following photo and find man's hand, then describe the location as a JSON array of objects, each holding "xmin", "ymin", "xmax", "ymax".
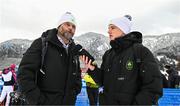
[{"xmin": 80, "ymin": 55, "xmax": 95, "ymax": 71}]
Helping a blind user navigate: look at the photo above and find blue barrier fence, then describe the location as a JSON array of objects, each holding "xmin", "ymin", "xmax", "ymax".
[
  {"xmin": 0, "ymin": 78, "xmax": 179, "ymax": 105},
  {"xmin": 75, "ymin": 82, "xmax": 180, "ymax": 106},
  {"xmin": 158, "ymin": 88, "xmax": 180, "ymax": 106},
  {"xmin": 75, "ymin": 84, "xmax": 180, "ymax": 106},
  {"xmin": 75, "ymin": 80, "xmax": 89, "ymax": 106}
]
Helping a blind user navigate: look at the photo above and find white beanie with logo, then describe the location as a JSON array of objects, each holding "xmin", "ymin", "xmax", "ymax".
[
  {"xmin": 109, "ymin": 15, "xmax": 132, "ymax": 34},
  {"xmin": 58, "ymin": 12, "xmax": 76, "ymax": 27}
]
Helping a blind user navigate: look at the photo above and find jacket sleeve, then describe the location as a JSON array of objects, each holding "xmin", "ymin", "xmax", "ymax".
[
  {"xmin": 88, "ymin": 51, "xmax": 108, "ymax": 87},
  {"xmin": 134, "ymin": 46, "xmax": 163, "ymax": 105},
  {"xmin": 17, "ymin": 38, "xmax": 46, "ymax": 104}
]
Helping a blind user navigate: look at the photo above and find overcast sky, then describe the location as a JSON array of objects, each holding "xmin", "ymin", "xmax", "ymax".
[{"xmin": 0, "ymin": 0, "xmax": 180, "ymax": 43}]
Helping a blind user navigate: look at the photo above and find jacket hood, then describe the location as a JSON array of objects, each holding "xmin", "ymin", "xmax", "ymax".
[
  {"xmin": 122, "ymin": 31, "xmax": 142, "ymax": 43},
  {"xmin": 110, "ymin": 31, "xmax": 143, "ymax": 52},
  {"xmin": 41, "ymin": 28, "xmax": 76, "ymax": 53}
]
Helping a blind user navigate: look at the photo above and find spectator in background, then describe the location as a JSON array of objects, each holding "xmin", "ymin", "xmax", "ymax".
[
  {"xmin": 165, "ymin": 64, "xmax": 178, "ymax": 88},
  {"xmin": 175, "ymin": 60, "xmax": 180, "ymax": 88},
  {"xmin": 173, "ymin": 71, "xmax": 180, "ymax": 88},
  {"xmin": 169, "ymin": 61, "xmax": 180, "ymax": 88},
  {"xmin": 0, "ymin": 67, "xmax": 15, "ymax": 106},
  {"xmin": 160, "ymin": 69, "xmax": 169, "ymax": 88}
]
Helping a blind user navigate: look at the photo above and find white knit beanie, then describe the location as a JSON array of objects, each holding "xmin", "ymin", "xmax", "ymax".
[
  {"xmin": 109, "ymin": 15, "xmax": 132, "ymax": 34},
  {"xmin": 58, "ymin": 12, "xmax": 76, "ymax": 27}
]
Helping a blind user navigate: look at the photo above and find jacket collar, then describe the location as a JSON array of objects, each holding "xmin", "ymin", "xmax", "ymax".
[
  {"xmin": 110, "ymin": 31, "xmax": 142, "ymax": 52},
  {"xmin": 41, "ymin": 28, "xmax": 76, "ymax": 51}
]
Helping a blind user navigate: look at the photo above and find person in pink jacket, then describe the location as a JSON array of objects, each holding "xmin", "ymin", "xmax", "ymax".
[{"xmin": 0, "ymin": 67, "xmax": 15, "ymax": 106}]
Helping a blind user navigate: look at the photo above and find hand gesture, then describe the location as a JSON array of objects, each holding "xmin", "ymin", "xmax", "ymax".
[{"xmin": 80, "ymin": 55, "xmax": 95, "ymax": 72}]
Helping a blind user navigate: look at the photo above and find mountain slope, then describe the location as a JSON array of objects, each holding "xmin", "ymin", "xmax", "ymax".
[{"xmin": 0, "ymin": 32, "xmax": 179, "ymax": 70}]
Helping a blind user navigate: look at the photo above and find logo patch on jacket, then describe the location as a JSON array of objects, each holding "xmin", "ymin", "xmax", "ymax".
[{"xmin": 126, "ymin": 60, "xmax": 133, "ymax": 71}]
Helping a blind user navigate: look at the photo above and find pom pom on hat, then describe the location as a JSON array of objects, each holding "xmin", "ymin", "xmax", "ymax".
[
  {"xmin": 58, "ymin": 12, "xmax": 76, "ymax": 27},
  {"xmin": 109, "ymin": 15, "xmax": 132, "ymax": 34},
  {"xmin": 10, "ymin": 64, "xmax": 16, "ymax": 69}
]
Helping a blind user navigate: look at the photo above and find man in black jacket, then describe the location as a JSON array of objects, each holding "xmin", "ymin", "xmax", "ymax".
[
  {"xmin": 17, "ymin": 12, "xmax": 82, "ymax": 105},
  {"xmin": 80, "ymin": 15, "xmax": 163, "ymax": 105}
]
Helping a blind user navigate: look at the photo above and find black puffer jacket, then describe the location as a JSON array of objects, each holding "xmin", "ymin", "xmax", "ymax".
[
  {"xmin": 17, "ymin": 28, "xmax": 82, "ymax": 105},
  {"xmin": 89, "ymin": 31, "xmax": 163, "ymax": 105}
]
